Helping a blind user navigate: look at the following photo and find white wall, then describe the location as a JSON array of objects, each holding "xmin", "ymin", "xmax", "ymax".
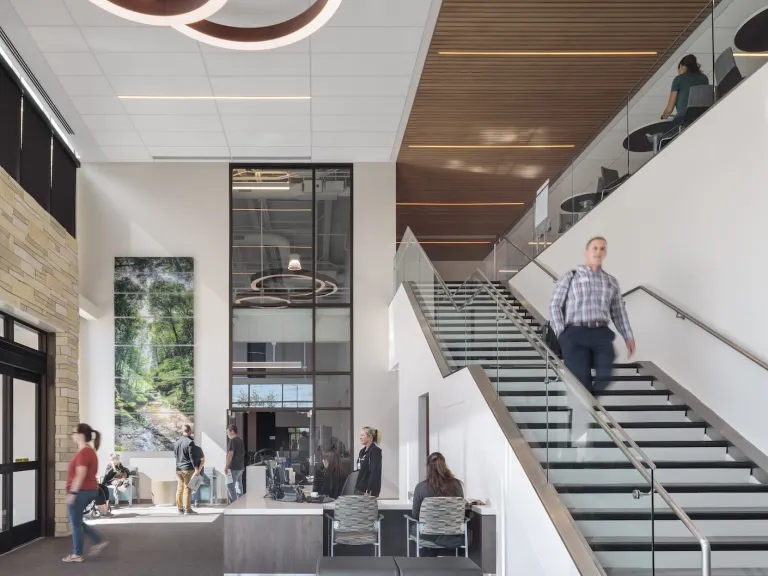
[
  {"xmin": 511, "ymin": 62, "xmax": 768, "ymax": 457},
  {"xmin": 391, "ymin": 287, "xmax": 580, "ymax": 576},
  {"xmin": 353, "ymin": 162, "xmax": 398, "ymax": 498},
  {"xmin": 433, "ymin": 260, "xmax": 485, "ymax": 281},
  {"xmin": 78, "ymin": 162, "xmax": 231, "ymax": 473},
  {"xmin": 78, "ymin": 161, "xmax": 398, "ymax": 494}
]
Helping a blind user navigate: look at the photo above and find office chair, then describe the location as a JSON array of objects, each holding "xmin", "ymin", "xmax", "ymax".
[
  {"xmin": 715, "ymin": 47, "xmax": 743, "ymax": 100},
  {"xmin": 658, "ymin": 85, "xmax": 714, "ymax": 152},
  {"xmin": 326, "ymin": 495, "xmax": 383, "ymax": 556},
  {"xmin": 600, "ymin": 166, "xmax": 630, "ymax": 199},
  {"xmin": 340, "ymin": 469, "xmax": 359, "ymax": 496},
  {"xmin": 405, "ymin": 497, "xmax": 469, "ymax": 557}
]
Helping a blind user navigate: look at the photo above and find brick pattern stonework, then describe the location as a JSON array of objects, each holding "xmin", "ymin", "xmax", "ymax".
[{"xmin": 0, "ymin": 167, "xmax": 79, "ymax": 537}]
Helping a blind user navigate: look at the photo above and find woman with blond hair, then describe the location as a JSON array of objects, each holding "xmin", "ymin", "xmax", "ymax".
[{"xmin": 354, "ymin": 426, "xmax": 382, "ymax": 496}]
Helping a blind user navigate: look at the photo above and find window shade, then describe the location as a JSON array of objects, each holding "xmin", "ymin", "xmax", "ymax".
[
  {"xmin": 20, "ymin": 97, "xmax": 52, "ymax": 211},
  {"xmin": 0, "ymin": 67, "xmax": 22, "ymax": 181}
]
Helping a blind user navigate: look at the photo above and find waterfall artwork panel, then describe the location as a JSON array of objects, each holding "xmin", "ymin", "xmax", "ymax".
[{"xmin": 114, "ymin": 257, "xmax": 194, "ymax": 451}]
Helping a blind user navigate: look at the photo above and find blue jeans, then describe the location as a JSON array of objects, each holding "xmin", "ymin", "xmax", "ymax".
[
  {"xmin": 68, "ymin": 490, "xmax": 103, "ymax": 556},
  {"xmin": 227, "ymin": 469, "xmax": 244, "ymax": 503}
]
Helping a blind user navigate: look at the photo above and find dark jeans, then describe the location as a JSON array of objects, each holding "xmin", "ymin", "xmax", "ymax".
[
  {"xmin": 558, "ymin": 326, "xmax": 615, "ymax": 393},
  {"xmin": 68, "ymin": 490, "xmax": 103, "ymax": 556}
]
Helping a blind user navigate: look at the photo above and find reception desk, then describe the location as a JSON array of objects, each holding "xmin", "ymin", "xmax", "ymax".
[{"xmin": 224, "ymin": 492, "xmax": 497, "ymax": 576}]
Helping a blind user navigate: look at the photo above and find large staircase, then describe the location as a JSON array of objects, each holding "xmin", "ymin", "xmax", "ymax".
[{"xmin": 412, "ymin": 278, "xmax": 768, "ymax": 575}]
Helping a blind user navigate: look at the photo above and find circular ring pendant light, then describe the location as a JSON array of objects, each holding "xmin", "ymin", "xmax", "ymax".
[{"xmin": 88, "ymin": 0, "xmax": 343, "ymax": 51}]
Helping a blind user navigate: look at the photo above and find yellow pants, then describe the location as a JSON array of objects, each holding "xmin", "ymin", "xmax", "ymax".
[{"xmin": 176, "ymin": 470, "xmax": 194, "ymax": 511}]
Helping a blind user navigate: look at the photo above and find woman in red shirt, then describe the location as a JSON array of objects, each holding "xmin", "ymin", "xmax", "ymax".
[{"xmin": 62, "ymin": 423, "xmax": 108, "ymax": 563}]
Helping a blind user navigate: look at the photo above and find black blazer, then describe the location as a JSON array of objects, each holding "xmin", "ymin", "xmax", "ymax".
[{"xmin": 354, "ymin": 443, "xmax": 382, "ymax": 496}]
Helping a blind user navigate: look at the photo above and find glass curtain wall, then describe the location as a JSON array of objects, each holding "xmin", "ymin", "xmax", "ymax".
[{"xmin": 230, "ymin": 166, "xmax": 353, "ymax": 460}]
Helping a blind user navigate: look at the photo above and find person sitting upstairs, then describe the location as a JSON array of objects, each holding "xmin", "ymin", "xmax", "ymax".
[
  {"xmin": 411, "ymin": 452, "xmax": 465, "ymax": 557},
  {"xmin": 661, "ymin": 54, "xmax": 709, "ymax": 127}
]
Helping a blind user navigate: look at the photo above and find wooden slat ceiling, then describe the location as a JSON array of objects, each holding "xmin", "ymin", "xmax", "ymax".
[{"xmin": 397, "ymin": 0, "xmax": 712, "ymax": 262}]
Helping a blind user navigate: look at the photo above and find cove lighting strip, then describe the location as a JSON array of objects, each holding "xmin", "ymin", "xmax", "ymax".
[
  {"xmin": 0, "ymin": 42, "xmax": 76, "ymax": 157},
  {"xmin": 408, "ymin": 145, "xmax": 574, "ymax": 149},
  {"xmin": 439, "ymin": 51, "xmax": 658, "ymax": 56}
]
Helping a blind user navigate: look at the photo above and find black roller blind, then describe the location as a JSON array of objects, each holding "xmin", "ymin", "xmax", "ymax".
[
  {"xmin": 0, "ymin": 67, "xmax": 22, "ymax": 181},
  {"xmin": 20, "ymin": 97, "xmax": 52, "ymax": 211},
  {"xmin": 51, "ymin": 138, "xmax": 76, "ymax": 238}
]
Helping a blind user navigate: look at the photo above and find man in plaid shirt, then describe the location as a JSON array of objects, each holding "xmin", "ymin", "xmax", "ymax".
[{"xmin": 549, "ymin": 236, "xmax": 635, "ymax": 392}]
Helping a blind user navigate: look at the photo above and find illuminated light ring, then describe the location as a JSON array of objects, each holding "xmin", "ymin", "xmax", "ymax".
[
  {"xmin": 174, "ymin": 0, "xmax": 343, "ymax": 51},
  {"xmin": 251, "ymin": 274, "xmax": 325, "ymax": 297},
  {"xmin": 315, "ymin": 280, "xmax": 338, "ymax": 298},
  {"xmin": 234, "ymin": 294, "xmax": 290, "ymax": 308},
  {"xmin": 87, "ymin": 0, "xmax": 228, "ymax": 26}
]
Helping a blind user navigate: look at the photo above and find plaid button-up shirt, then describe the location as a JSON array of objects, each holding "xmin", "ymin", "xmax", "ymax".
[{"xmin": 549, "ymin": 265, "xmax": 634, "ymax": 342}]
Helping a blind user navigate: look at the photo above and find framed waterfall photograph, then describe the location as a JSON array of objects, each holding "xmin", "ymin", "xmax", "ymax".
[{"xmin": 114, "ymin": 257, "xmax": 194, "ymax": 451}]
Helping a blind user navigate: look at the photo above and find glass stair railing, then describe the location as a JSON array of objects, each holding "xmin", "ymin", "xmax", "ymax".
[{"xmin": 395, "ymin": 228, "xmax": 717, "ymax": 576}]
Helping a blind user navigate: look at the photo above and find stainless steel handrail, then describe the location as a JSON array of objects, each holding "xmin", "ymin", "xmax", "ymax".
[
  {"xmin": 624, "ymin": 286, "xmax": 768, "ymax": 374},
  {"xmin": 497, "ymin": 236, "xmax": 558, "ymax": 281},
  {"xmin": 396, "ymin": 229, "xmax": 711, "ymax": 576}
]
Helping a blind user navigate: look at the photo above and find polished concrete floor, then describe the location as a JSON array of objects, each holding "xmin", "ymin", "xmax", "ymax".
[{"xmin": 0, "ymin": 509, "xmax": 223, "ymax": 576}]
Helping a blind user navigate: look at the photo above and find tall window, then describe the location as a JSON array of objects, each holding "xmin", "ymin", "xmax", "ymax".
[{"xmin": 230, "ymin": 166, "xmax": 352, "ymax": 459}]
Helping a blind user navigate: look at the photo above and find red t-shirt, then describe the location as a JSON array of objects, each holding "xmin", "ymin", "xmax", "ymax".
[{"xmin": 66, "ymin": 447, "xmax": 99, "ymax": 492}]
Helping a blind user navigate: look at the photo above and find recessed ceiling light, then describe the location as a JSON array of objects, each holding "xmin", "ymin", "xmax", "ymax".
[
  {"xmin": 439, "ymin": 51, "xmax": 657, "ymax": 56},
  {"xmin": 407, "ymin": 145, "xmax": 574, "ymax": 149},
  {"xmin": 118, "ymin": 96, "xmax": 310, "ymax": 101},
  {"xmin": 397, "ymin": 202, "xmax": 524, "ymax": 207},
  {"xmin": 86, "ymin": 0, "xmax": 228, "ymax": 26}
]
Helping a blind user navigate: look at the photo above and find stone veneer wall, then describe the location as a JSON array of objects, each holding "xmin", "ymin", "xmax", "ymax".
[{"xmin": 0, "ymin": 167, "xmax": 79, "ymax": 536}]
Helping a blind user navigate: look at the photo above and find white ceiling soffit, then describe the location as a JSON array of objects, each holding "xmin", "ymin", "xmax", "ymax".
[{"xmin": 0, "ymin": 0, "xmax": 440, "ymax": 162}]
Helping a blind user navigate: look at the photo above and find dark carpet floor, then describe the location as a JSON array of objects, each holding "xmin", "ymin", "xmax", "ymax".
[{"xmin": 0, "ymin": 517, "xmax": 224, "ymax": 576}]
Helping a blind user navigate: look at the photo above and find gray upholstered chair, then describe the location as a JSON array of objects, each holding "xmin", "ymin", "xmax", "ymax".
[
  {"xmin": 657, "ymin": 85, "xmax": 714, "ymax": 152},
  {"xmin": 715, "ymin": 47, "xmax": 743, "ymax": 99},
  {"xmin": 405, "ymin": 497, "xmax": 469, "ymax": 557},
  {"xmin": 325, "ymin": 495, "xmax": 383, "ymax": 556}
]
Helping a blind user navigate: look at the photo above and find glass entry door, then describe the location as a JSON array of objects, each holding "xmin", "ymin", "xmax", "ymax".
[{"xmin": 0, "ymin": 317, "xmax": 47, "ymax": 555}]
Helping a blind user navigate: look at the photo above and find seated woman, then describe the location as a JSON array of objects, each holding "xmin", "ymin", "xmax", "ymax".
[
  {"xmin": 314, "ymin": 449, "xmax": 348, "ymax": 500},
  {"xmin": 412, "ymin": 452, "xmax": 465, "ymax": 557},
  {"xmin": 103, "ymin": 452, "xmax": 132, "ymax": 509},
  {"xmin": 661, "ymin": 54, "xmax": 709, "ymax": 127}
]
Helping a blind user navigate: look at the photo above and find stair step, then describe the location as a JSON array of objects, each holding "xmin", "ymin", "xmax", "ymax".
[
  {"xmin": 591, "ymin": 536, "xmax": 768, "ymax": 552},
  {"xmin": 543, "ymin": 461, "xmax": 754, "ymax": 470}
]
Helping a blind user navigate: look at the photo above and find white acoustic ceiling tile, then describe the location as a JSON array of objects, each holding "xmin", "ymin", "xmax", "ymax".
[
  {"xmin": 140, "ymin": 132, "xmax": 228, "ymax": 147},
  {"xmin": 202, "ymin": 53, "xmax": 310, "ymax": 76},
  {"xmin": 96, "ymin": 53, "xmax": 207, "ymax": 76},
  {"xmin": 328, "ymin": 0, "xmax": 432, "ymax": 27},
  {"xmin": 92, "ymin": 131, "xmax": 144, "ymax": 146},
  {"xmin": 209, "ymin": 76, "xmax": 310, "ymax": 96},
  {"xmin": 220, "ymin": 115, "xmax": 310, "ymax": 132},
  {"xmin": 311, "ymin": 76, "xmax": 412, "ymax": 97},
  {"xmin": 80, "ymin": 27, "xmax": 201, "ymax": 53},
  {"xmin": 311, "ymin": 132, "xmax": 396, "ymax": 148},
  {"xmin": 27, "ymin": 27, "xmax": 89, "ymax": 52},
  {"xmin": 43, "ymin": 53, "xmax": 102, "ymax": 76},
  {"xmin": 130, "ymin": 115, "xmax": 223, "ymax": 132},
  {"xmin": 81, "ymin": 114, "xmax": 135, "ymax": 131},
  {"xmin": 214, "ymin": 99, "xmax": 311, "ymax": 116},
  {"xmin": 108, "ymin": 76, "xmax": 212, "ymax": 97},
  {"xmin": 148, "ymin": 146, "xmax": 231, "ymax": 158},
  {"xmin": 59, "ymin": 75, "xmax": 115, "ymax": 96},
  {"xmin": 70, "ymin": 96, "xmax": 126, "ymax": 115},
  {"xmin": 311, "ymin": 97, "xmax": 406, "ymax": 116},
  {"xmin": 312, "ymin": 147, "xmax": 392, "ymax": 162},
  {"xmin": 310, "ymin": 26, "xmax": 423, "ymax": 54},
  {"xmin": 11, "ymin": 0, "xmax": 74, "ymax": 26},
  {"xmin": 100, "ymin": 146, "xmax": 151, "ymax": 160},
  {"xmin": 119, "ymin": 99, "xmax": 218, "ymax": 115},
  {"xmin": 225, "ymin": 132, "xmax": 311, "ymax": 147},
  {"xmin": 64, "ymin": 0, "xmax": 141, "ymax": 26},
  {"xmin": 312, "ymin": 115, "xmax": 401, "ymax": 132},
  {"xmin": 311, "ymin": 54, "xmax": 417, "ymax": 77},
  {"xmin": 199, "ymin": 38, "xmax": 310, "ymax": 54},
  {"xmin": 229, "ymin": 147, "xmax": 311, "ymax": 159}
]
